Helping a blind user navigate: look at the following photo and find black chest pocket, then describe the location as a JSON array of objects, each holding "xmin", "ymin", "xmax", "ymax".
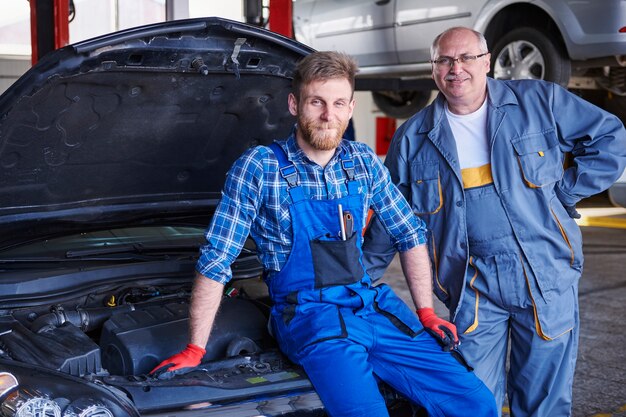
[
  {"xmin": 512, "ymin": 130, "xmax": 564, "ymax": 188},
  {"xmin": 410, "ymin": 161, "xmax": 443, "ymax": 214}
]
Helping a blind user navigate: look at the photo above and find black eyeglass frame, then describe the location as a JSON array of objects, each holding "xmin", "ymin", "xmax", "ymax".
[{"xmin": 430, "ymin": 52, "xmax": 489, "ymax": 67}]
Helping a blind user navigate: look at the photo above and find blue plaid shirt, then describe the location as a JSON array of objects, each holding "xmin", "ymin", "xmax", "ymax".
[{"xmin": 196, "ymin": 134, "xmax": 426, "ymax": 284}]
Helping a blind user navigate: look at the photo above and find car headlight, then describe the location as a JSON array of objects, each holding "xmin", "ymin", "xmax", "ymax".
[{"xmin": 0, "ymin": 372, "xmax": 116, "ymax": 417}]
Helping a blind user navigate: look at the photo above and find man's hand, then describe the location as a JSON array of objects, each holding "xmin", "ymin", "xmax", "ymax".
[
  {"xmin": 150, "ymin": 343, "xmax": 206, "ymax": 379},
  {"xmin": 565, "ymin": 205, "xmax": 581, "ymax": 219},
  {"xmin": 417, "ymin": 307, "xmax": 459, "ymax": 351}
]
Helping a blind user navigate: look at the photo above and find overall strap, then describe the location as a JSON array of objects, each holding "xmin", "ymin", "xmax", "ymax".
[
  {"xmin": 269, "ymin": 142, "xmax": 305, "ymax": 201},
  {"xmin": 339, "ymin": 148, "xmax": 360, "ymax": 195}
]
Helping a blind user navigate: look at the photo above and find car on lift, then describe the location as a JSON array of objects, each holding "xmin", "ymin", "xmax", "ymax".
[
  {"xmin": 293, "ymin": 0, "xmax": 626, "ymax": 120},
  {"xmin": 0, "ymin": 16, "xmax": 418, "ymax": 417}
]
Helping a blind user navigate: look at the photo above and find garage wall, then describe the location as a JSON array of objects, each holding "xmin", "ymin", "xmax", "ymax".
[
  {"xmin": 0, "ymin": 55, "xmax": 30, "ymax": 95},
  {"xmin": 352, "ymin": 91, "xmax": 385, "ymax": 155}
]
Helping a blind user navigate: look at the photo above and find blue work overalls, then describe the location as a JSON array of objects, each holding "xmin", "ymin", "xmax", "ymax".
[
  {"xmin": 267, "ymin": 142, "xmax": 497, "ymax": 417},
  {"xmin": 455, "ymin": 181, "xmax": 579, "ymax": 417}
]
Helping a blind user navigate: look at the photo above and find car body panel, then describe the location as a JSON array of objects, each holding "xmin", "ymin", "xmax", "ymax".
[
  {"xmin": 395, "ymin": 0, "xmax": 480, "ymax": 65},
  {"xmin": 293, "ymin": 0, "xmax": 397, "ymax": 67}
]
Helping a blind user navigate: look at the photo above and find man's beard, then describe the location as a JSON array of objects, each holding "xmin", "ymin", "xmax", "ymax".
[{"xmin": 298, "ymin": 116, "xmax": 347, "ymax": 151}]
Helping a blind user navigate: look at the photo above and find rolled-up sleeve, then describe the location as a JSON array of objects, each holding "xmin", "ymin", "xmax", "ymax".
[
  {"xmin": 196, "ymin": 149, "xmax": 263, "ymax": 284},
  {"xmin": 367, "ymin": 150, "xmax": 427, "ymax": 251}
]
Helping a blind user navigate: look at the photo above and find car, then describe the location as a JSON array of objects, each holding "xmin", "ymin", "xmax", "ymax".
[
  {"xmin": 608, "ymin": 169, "xmax": 626, "ymax": 208},
  {"xmin": 293, "ymin": 0, "xmax": 626, "ymax": 119},
  {"xmin": 0, "ymin": 16, "xmax": 422, "ymax": 417}
]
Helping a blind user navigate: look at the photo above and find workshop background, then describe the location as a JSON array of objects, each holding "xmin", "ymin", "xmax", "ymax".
[{"xmin": 0, "ymin": 2, "xmax": 624, "ymax": 417}]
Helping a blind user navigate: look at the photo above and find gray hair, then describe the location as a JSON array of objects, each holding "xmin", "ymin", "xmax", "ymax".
[{"xmin": 430, "ymin": 27, "xmax": 489, "ymax": 60}]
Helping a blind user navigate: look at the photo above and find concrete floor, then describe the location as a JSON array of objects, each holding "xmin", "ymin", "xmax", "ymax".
[{"xmin": 378, "ymin": 198, "xmax": 626, "ymax": 417}]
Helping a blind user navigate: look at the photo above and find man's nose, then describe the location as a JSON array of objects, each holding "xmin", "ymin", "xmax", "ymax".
[
  {"xmin": 449, "ymin": 60, "xmax": 464, "ymax": 72},
  {"xmin": 321, "ymin": 106, "xmax": 333, "ymax": 120}
]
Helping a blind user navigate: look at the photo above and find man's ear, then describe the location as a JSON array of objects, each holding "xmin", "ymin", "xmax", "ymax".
[
  {"xmin": 484, "ymin": 53, "xmax": 492, "ymax": 74},
  {"xmin": 288, "ymin": 93, "xmax": 298, "ymax": 116},
  {"xmin": 348, "ymin": 98, "xmax": 355, "ymax": 119}
]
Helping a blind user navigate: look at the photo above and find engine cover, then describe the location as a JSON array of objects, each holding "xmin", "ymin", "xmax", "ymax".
[{"xmin": 100, "ymin": 297, "xmax": 269, "ymax": 375}]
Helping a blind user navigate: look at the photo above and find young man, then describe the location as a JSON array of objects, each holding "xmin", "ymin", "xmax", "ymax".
[
  {"xmin": 363, "ymin": 27, "xmax": 626, "ymax": 416},
  {"xmin": 151, "ymin": 51, "xmax": 496, "ymax": 417}
]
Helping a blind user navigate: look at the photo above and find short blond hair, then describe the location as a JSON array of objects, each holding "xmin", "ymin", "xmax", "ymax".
[{"xmin": 292, "ymin": 51, "xmax": 358, "ymax": 99}]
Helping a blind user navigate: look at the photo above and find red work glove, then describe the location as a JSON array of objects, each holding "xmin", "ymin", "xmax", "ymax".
[
  {"xmin": 150, "ymin": 343, "xmax": 206, "ymax": 379},
  {"xmin": 417, "ymin": 307, "xmax": 459, "ymax": 351}
]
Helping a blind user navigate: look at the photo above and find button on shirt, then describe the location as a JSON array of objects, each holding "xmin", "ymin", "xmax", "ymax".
[{"xmin": 196, "ymin": 134, "xmax": 426, "ymax": 284}]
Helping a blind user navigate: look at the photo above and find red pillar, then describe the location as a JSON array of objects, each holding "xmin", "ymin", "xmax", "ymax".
[
  {"xmin": 268, "ymin": 0, "xmax": 293, "ymax": 38},
  {"xmin": 30, "ymin": 0, "xmax": 70, "ymax": 65},
  {"xmin": 375, "ymin": 117, "xmax": 397, "ymax": 155}
]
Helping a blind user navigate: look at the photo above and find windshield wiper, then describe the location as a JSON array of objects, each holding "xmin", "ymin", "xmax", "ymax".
[{"xmin": 65, "ymin": 243, "xmax": 201, "ymax": 258}]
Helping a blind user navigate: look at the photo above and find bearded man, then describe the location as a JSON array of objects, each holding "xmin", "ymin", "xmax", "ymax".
[{"xmin": 151, "ymin": 51, "xmax": 496, "ymax": 417}]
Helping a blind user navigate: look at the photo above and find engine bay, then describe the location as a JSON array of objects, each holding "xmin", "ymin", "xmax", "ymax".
[{"xmin": 0, "ymin": 282, "xmax": 272, "ymax": 378}]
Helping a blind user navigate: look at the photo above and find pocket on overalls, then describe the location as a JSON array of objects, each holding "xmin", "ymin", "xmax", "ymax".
[
  {"xmin": 310, "ymin": 231, "xmax": 365, "ymax": 288},
  {"xmin": 274, "ymin": 303, "xmax": 348, "ymax": 359},
  {"xmin": 372, "ymin": 283, "xmax": 424, "ymax": 337},
  {"xmin": 511, "ymin": 130, "xmax": 564, "ymax": 188},
  {"xmin": 410, "ymin": 160, "xmax": 443, "ymax": 215},
  {"xmin": 532, "ymin": 284, "xmax": 577, "ymax": 340}
]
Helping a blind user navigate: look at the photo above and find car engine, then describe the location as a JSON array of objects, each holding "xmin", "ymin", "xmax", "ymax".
[{"xmin": 0, "ymin": 287, "xmax": 270, "ymax": 378}]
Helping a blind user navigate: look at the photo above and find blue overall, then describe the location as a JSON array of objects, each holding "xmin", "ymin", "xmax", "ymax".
[
  {"xmin": 267, "ymin": 143, "xmax": 497, "ymax": 417},
  {"xmin": 454, "ymin": 184, "xmax": 579, "ymax": 417}
]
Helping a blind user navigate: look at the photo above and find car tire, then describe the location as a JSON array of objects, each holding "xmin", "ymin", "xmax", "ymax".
[
  {"xmin": 490, "ymin": 27, "xmax": 571, "ymax": 87},
  {"xmin": 372, "ymin": 90, "xmax": 432, "ymax": 119}
]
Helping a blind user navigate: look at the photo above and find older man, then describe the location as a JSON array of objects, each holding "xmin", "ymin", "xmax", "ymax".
[{"xmin": 364, "ymin": 27, "xmax": 626, "ymax": 416}]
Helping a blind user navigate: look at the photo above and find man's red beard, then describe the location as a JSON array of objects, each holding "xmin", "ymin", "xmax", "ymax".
[{"xmin": 298, "ymin": 116, "xmax": 348, "ymax": 151}]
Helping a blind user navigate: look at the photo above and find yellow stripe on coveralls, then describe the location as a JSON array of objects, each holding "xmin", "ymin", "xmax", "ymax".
[{"xmin": 461, "ymin": 164, "xmax": 494, "ymax": 189}]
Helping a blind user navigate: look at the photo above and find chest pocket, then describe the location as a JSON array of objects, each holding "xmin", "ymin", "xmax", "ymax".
[
  {"xmin": 410, "ymin": 161, "xmax": 443, "ymax": 214},
  {"xmin": 512, "ymin": 130, "xmax": 564, "ymax": 188}
]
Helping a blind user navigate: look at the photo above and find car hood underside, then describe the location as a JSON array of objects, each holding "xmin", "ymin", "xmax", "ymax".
[{"xmin": 0, "ymin": 17, "xmax": 311, "ymax": 248}]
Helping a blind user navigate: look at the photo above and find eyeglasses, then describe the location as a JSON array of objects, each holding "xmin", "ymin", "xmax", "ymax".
[{"xmin": 431, "ymin": 53, "xmax": 489, "ymax": 68}]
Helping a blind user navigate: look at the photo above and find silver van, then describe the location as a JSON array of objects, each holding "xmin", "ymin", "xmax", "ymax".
[{"xmin": 293, "ymin": 0, "xmax": 626, "ymax": 119}]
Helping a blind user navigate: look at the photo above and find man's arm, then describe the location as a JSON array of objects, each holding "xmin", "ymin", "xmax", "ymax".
[
  {"xmin": 150, "ymin": 148, "xmax": 266, "ymax": 379},
  {"xmin": 400, "ymin": 244, "xmax": 459, "ymax": 349},
  {"xmin": 399, "ymin": 244, "xmax": 433, "ymax": 310},
  {"xmin": 189, "ymin": 273, "xmax": 225, "ymax": 348},
  {"xmin": 551, "ymin": 83, "xmax": 626, "ymax": 207},
  {"xmin": 150, "ymin": 273, "xmax": 224, "ymax": 378}
]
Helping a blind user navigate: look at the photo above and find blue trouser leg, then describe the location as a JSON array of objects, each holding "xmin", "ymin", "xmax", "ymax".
[
  {"xmin": 507, "ymin": 288, "xmax": 579, "ymax": 417},
  {"xmin": 297, "ymin": 306, "xmax": 497, "ymax": 417},
  {"xmin": 455, "ymin": 279, "xmax": 510, "ymax": 414},
  {"xmin": 299, "ymin": 339, "xmax": 389, "ymax": 417}
]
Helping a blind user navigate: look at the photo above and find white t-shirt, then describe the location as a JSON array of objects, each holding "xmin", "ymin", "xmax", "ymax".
[{"xmin": 445, "ymin": 99, "xmax": 490, "ymax": 169}]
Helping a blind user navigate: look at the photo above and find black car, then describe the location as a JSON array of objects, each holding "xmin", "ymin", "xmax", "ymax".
[{"xmin": 0, "ymin": 17, "xmax": 333, "ymax": 417}]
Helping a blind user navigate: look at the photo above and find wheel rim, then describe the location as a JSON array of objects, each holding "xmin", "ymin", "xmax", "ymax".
[{"xmin": 493, "ymin": 40, "xmax": 545, "ymax": 80}]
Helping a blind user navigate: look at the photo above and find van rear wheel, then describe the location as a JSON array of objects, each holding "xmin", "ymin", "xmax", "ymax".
[{"xmin": 491, "ymin": 26, "xmax": 571, "ymax": 87}]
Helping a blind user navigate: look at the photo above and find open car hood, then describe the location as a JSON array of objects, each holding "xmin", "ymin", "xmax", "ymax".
[{"xmin": 0, "ymin": 17, "xmax": 311, "ymax": 249}]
